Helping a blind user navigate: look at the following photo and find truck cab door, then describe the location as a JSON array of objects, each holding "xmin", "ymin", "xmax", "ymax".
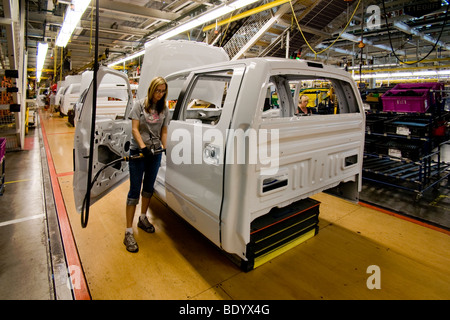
[
  {"xmin": 73, "ymin": 67, "xmax": 133, "ymax": 213},
  {"xmin": 164, "ymin": 66, "xmax": 245, "ymax": 247}
]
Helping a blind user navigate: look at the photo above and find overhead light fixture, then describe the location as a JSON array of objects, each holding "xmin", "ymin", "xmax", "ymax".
[
  {"xmin": 438, "ymin": 70, "xmax": 450, "ymax": 75},
  {"xmin": 107, "ymin": 0, "xmax": 258, "ymax": 67},
  {"xmin": 107, "ymin": 50, "xmax": 145, "ymax": 68},
  {"xmin": 36, "ymin": 42, "xmax": 49, "ymax": 82},
  {"xmin": 56, "ymin": 0, "xmax": 91, "ymax": 47},
  {"xmin": 354, "ymin": 69, "xmax": 450, "ymax": 80},
  {"xmin": 348, "ymin": 64, "xmax": 398, "ymax": 70},
  {"xmin": 159, "ymin": 0, "xmax": 259, "ymax": 40}
]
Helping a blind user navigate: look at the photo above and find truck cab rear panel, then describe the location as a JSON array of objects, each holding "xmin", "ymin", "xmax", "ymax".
[
  {"xmin": 73, "ymin": 45, "xmax": 364, "ymax": 271},
  {"xmin": 167, "ymin": 58, "xmax": 365, "ymax": 269}
]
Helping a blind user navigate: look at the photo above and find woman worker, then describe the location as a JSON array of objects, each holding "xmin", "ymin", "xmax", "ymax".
[{"xmin": 124, "ymin": 77, "xmax": 169, "ymax": 253}]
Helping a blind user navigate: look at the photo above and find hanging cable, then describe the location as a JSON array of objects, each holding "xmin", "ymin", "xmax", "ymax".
[
  {"xmin": 82, "ymin": 0, "xmax": 100, "ymax": 228},
  {"xmin": 381, "ymin": 0, "xmax": 450, "ymax": 65},
  {"xmin": 80, "ymin": 153, "xmax": 144, "ymax": 227},
  {"xmin": 80, "ymin": 147, "xmax": 165, "ymax": 228},
  {"xmin": 89, "ymin": 1, "xmax": 94, "ymax": 54},
  {"xmin": 288, "ymin": 0, "xmax": 362, "ymax": 57},
  {"xmin": 219, "ymin": 13, "xmax": 234, "ymax": 47}
]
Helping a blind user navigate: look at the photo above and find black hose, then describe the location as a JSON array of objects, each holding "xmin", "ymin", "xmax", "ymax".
[
  {"xmin": 381, "ymin": 0, "xmax": 450, "ymax": 65},
  {"xmin": 80, "ymin": 153, "xmax": 145, "ymax": 228},
  {"xmin": 82, "ymin": 0, "xmax": 100, "ymax": 228}
]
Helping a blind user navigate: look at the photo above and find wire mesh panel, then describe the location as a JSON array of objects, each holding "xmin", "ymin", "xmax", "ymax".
[
  {"xmin": 0, "ymin": 75, "xmax": 20, "ymax": 150},
  {"xmin": 222, "ymin": 10, "xmax": 271, "ymax": 58}
]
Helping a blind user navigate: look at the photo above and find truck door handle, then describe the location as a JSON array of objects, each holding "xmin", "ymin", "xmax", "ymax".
[{"xmin": 203, "ymin": 144, "xmax": 220, "ymax": 165}]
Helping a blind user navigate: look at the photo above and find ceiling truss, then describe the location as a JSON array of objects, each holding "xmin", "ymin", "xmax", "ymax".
[{"xmin": 0, "ymin": 0, "xmax": 448, "ymax": 83}]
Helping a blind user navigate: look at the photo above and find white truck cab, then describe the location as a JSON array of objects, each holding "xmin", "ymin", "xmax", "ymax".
[
  {"xmin": 60, "ymin": 83, "xmax": 81, "ymax": 116},
  {"xmin": 54, "ymin": 85, "xmax": 65, "ymax": 109},
  {"xmin": 60, "ymin": 75, "xmax": 82, "ymax": 116},
  {"xmin": 73, "ymin": 41, "xmax": 365, "ymax": 271},
  {"xmin": 36, "ymin": 87, "xmax": 49, "ymax": 108},
  {"xmin": 71, "ymin": 77, "xmax": 137, "ymax": 126}
]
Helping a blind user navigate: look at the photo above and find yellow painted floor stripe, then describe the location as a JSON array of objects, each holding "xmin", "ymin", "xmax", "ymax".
[{"xmin": 5, "ymin": 179, "xmax": 32, "ymax": 184}]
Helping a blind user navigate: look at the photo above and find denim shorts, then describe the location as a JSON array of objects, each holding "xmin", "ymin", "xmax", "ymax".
[{"xmin": 126, "ymin": 148, "xmax": 162, "ymax": 206}]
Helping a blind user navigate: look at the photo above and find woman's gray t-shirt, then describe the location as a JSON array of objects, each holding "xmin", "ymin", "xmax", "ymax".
[{"xmin": 128, "ymin": 100, "xmax": 169, "ymax": 150}]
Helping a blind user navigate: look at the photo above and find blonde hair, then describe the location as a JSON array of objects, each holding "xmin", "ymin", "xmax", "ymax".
[{"xmin": 144, "ymin": 76, "xmax": 167, "ymax": 114}]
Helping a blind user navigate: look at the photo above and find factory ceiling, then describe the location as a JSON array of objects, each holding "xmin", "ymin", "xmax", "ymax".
[{"xmin": 1, "ymin": 0, "xmax": 449, "ymax": 84}]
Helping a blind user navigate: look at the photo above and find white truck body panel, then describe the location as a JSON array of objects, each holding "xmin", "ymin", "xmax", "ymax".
[
  {"xmin": 73, "ymin": 40, "xmax": 229, "ymax": 212},
  {"xmin": 36, "ymin": 87, "xmax": 49, "ymax": 107},
  {"xmin": 59, "ymin": 75, "xmax": 82, "ymax": 115},
  {"xmin": 163, "ymin": 58, "xmax": 364, "ymax": 257},
  {"xmin": 54, "ymin": 85, "xmax": 65, "ymax": 107},
  {"xmin": 73, "ymin": 68, "xmax": 133, "ymax": 208},
  {"xmin": 79, "ymin": 70, "xmax": 134, "ymax": 94},
  {"xmin": 136, "ymin": 39, "xmax": 229, "ymax": 101},
  {"xmin": 63, "ymin": 75, "xmax": 82, "ymax": 88},
  {"xmin": 73, "ymin": 64, "xmax": 139, "ymax": 125},
  {"xmin": 73, "ymin": 82, "xmax": 138, "ymax": 126},
  {"xmin": 73, "ymin": 43, "xmax": 365, "ymax": 266},
  {"xmin": 60, "ymin": 83, "xmax": 81, "ymax": 115}
]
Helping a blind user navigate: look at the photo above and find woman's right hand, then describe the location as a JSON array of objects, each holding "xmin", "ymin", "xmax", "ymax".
[{"xmin": 140, "ymin": 146, "xmax": 150, "ymax": 158}]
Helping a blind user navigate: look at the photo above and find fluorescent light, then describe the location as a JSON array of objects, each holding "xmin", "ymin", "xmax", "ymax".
[
  {"xmin": 354, "ymin": 69, "xmax": 450, "ymax": 80},
  {"xmin": 159, "ymin": 0, "xmax": 259, "ymax": 40},
  {"xmin": 107, "ymin": 50, "xmax": 145, "ymax": 68},
  {"xmin": 413, "ymin": 71, "xmax": 438, "ymax": 76},
  {"xmin": 395, "ymin": 72, "xmax": 413, "ymax": 77},
  {"xmin": 438, "ymin": 70, "xmax": 450, "ymax": 75},
  {"xmin": 36, "ymin": 42, "xmax": 49, "ymax": 82},
  {"xmin": 107, "ymin": 0, "xmax": 258, "ymax": 67},
  {"xmin": 56, "ymin": 0, "xmax": 91, "ymax": 47}
]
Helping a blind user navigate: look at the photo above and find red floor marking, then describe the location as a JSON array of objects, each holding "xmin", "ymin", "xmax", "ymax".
[
  {"xmin": 39, "ymin": 110, "xmax": 91, "ymax": 300},
  {"xmin": 359, "ymin": 201, "xmax": 450, "ymax": 236},
  {"xmin": 24, "ymin": 136, "xmax": 34, "ymax": 150},
  {"xmin": 57, "ymin": 171, "xmax": 74, "ymax": 177},
  {"xmin": 46, "ymin": 131, "xmax": 75, "ymax": 135}
]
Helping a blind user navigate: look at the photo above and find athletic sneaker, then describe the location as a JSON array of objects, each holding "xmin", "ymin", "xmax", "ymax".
[
  {"xmin": 138, "ymin": 216, "xmax": 155, "ymax": 233},
  {"xmin": 124, "ymin": 232, "xmax": 138, "ymax": 253}
]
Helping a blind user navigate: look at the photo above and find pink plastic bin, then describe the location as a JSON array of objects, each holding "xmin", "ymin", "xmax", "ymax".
[
  {"xmin": 392, "ymin": 82, "xmax": 444, "ymax": 105},
  {"xmin": 0, "ymin": 137, "xmax": 6, "ymax": 162},
  {"xmin": 381, "ymin": 89, "xmax": 430, "ymax": 113},
  {"xmin": 392, "ymin": 82, "xmax": 442, "ymax": 90}
]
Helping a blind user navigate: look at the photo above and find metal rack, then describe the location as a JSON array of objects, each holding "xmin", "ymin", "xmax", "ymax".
[
  {"xmin": 363, "ymin": 141, "xmax": 450, "ymax": 200},
  {"xmin": 0, "ymin": 70, "xmax": 21, "ymax": 151},
  {"xmin": 363, "ymin": 90, "xmax": 449, "ymax": 199}
]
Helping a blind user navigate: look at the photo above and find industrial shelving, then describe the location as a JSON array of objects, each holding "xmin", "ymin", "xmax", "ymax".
[
  {"xmin": 363, "ymin": 142, "xmax": 450, "ymax": 200},
  {"xmin": 0, "ymin": 70, "xmax": 21, "ymax": 150},
  {"xmin": 362, "ymin": 84, "xmax": 449, "ymax": 200}
]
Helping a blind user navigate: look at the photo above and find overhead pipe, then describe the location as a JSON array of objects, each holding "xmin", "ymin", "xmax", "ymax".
[
  {"xmin": 203, "ymin": 0, "xmax": 293, "ymax": 32},
  {"xmin": 340, "ymin": 32, "xmax": 406, "ymax": 56},
  {"xmin": 285, "ymin": 29, "xmax": 289, "ymax": 59},
  {"xmin": 393, "ymin": 21, "xmax": 450, "ymax": 51}
]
